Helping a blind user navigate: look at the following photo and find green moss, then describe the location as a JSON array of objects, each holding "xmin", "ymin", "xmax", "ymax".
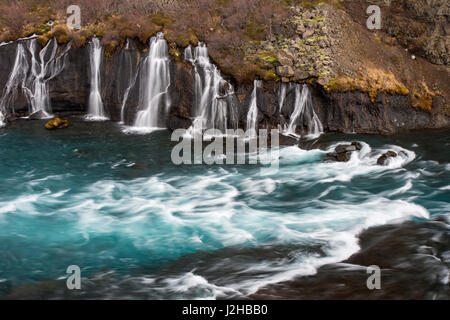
[{"xmin": 257, "ymin": 50, "xmax": 278, "ymax": 65}]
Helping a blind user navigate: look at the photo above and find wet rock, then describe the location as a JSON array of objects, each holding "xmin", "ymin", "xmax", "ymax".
[
  {"xmin": 351, "ymin": 141, "xmax": 363, "ymax": 151},
  {"xmin": 335, "ymin": 144, "xmax": 356, "ymax": 154},
  {"xmin": 336, "ymin": 152, "xmax": 351, "ymax": 162},
  {"xmin": 377, "ymin": 151, "xmax": 398, "ymax": 165},
  {"xmin": 45, "ymin": 118, "xmax": 69, "ymax": 130},
  {"xmin": 279, "ymin": 134, "xmax": 299, "ymax": 146},
  {"xmin": 252, "ymin": 217, "xmax": 450, "ymax": 300},
  {"xmin": 28, "ymin": 110, "xmax": 47, "ymax": 120},
  {"xmin": 325, "ymin": 151, "xmax": 350, "ymax": 163},
  {"xmin": 325, "ymin": 143, "xmax": 363, "ymax": 163}
]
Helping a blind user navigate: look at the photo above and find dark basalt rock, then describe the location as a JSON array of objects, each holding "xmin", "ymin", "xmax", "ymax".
[
  {"xmin": 0, "ymin": 39, "xmax": 448, "ymax": 134},
  {"xmin": 28, "ymin": 110, "xmax": 47, "ymax": 120},
  {"xmin": 252, "ymin": 217, "xmax": 450, "ymax": 300},
  {"xmin": 377, "ymin": 151, "xmax": 398, "ymax": 165},
  {"xmin": 351, "ymin": 141, "xmax": 362, "ymax": 150},
  {"xmin": 335, "ymin": 144, "xmax": 356, "ymax": 154},
  {"xmin": 325, "ymin": 141, "xmax": 364, "ymax": 162}
]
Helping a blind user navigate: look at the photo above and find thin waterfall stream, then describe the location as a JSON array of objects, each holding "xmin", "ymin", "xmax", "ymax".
[{"xmin": 87, "ymin": 37, "xmax": 108, "ymax": 120}]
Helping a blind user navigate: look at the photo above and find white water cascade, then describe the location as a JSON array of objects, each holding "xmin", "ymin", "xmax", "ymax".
[
  {"xmin": 285, "ymin": 84, "xmax": 323, "ymax": 138},
  {"xmin": 120, "ymin": 39, "xmax": 139, "ymax": 123},
  {"xmin": 0, "ymin": 37, "xmax": 71, "ymax": 121},
  {"xmin": 184, "ymin": 43, "xmax": 238, "ymax": 134},
  {"xmin": 133, "ymin": 33, "xmax": 171, "ymax": 130},
  {"xmin": 28, "ymin": 38, "xmax": 71, "ymax": 117},
  {"xmin": 246, "ymin": 80, "xmax": 261, "ymax": 138},
  {"xmin": 87, "ymin": 37, "xmax": 107, "ymax": 120},
  {"xmin": 0, "ymin": 42, "xmax": 29, "ymax": 126},
  {"xmin": 279, "ymin": 83, "xmax": 287, "ymax": 112}
]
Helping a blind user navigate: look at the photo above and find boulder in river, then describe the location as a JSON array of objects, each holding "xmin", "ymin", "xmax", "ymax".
[
  {"xmin": 45, "ymin": 118, "xmax": 69, "ymax": 130},
  {"xmin": 377, "ymin": 151, "xmax": 398, "ymax": 165},
  {"xmin": 325, "ymin": 142, "xmax": 363, "ymax": 162},
  {"xmin": 335, "ymin": 144, "xmax": 356, "ymax": 154}
]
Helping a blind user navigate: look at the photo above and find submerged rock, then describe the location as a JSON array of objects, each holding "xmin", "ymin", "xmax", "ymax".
[
  {"xmin": 45, "ymin": 118, "xmax": 69, "ymax": 130},
  {"xmin": 377, "ymin": 151, "xmax": 398, "ymax": 165}
]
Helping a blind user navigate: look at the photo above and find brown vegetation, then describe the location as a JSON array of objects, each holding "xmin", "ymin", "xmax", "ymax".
[{"xmin": 0, "ymin": 0, "xmax": 292, "ymax": 82}]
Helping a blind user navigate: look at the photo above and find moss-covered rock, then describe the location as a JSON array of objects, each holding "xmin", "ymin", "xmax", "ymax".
[{"xmin": 45, "ymin": 118, "xmax": 69, "ymax": 130}]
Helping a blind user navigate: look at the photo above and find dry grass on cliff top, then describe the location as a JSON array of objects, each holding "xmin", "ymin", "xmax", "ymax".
[{"xmin": 0, "ymin": 0, "xmax": 302, "ymax": 82}]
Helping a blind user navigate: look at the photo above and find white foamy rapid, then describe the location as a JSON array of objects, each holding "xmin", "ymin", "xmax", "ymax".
[
  {"xmin": 86, "ymin": 37, "xmax": 108, "ymax": 121},
  {"xmin": 184, "ymin": 43, "xmax": 238, "ymax": 135},
  {"xmin": 285, "ymin": 84, "xmax": 323, "ymax": 138},
  {"xmin": 0, "ymin": 37, "xmax": 71, "ymax": 120},
  {"xmin": 246, "ymin": 80, "xmax": 261, "ymax": 138},
  {"xmin": 133, "ymin": 33, "xmax": 171, "ymax": 131},
  {"xmin": 0, "ymin": 135, "xmax": 434, "ymax": 299}
]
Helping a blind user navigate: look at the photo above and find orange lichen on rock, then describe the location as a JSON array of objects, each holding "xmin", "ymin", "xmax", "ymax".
[
  {"xmin": 325, "ymin": 68, "xmax": 410, "ymax": 103},
  {"xmin": 45, "ymin": 118, "xmax": 69, "ymax": 130}
]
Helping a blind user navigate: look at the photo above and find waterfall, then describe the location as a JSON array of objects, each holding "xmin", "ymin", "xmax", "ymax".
[
  {"xmin": 285, "ymin": 84, "xmax": 323, "ymax": 138},
  {"xmin": 0, "ymin": 42, "xmax": 29, "ymax": 125},
  {"xmin": 87, "ymin": 37, "xmax": 107, "ymax": 120},
  {"xmin": 184, "ymin": 43, "xmax": 238, "ymax": 134},
  {"xmin": 27, "ymin": 38, "xmax": 71, "ymax": 117},
  {"xmin": 246, "ymin": 80, "xmax": 261, "ymax": 138},
  {"xmin": 279, "ymin": 83, "xmax": 287, "ymax": 112},
  {"xmin": 133, "ymin": 32, "xmax": 171, "ymax": 130},
  {"xmin": 120, "ymin": 39, "xmax": 139, "ymax": 123},
  {"xmin": 0, "ymin": 38, "xmax": 70, "ymax": 121}
]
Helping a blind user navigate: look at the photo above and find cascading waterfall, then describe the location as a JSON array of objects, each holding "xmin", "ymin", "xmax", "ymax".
[
  {"xmin": 0, "ymin": 42, "xmax": 29, "ymax": 125},
  {"xmin": 28, "ymin": 38, "xmax": 71, "ymax": 117},
  {"xmin": 120, "ymin": 39, "xmax": 139, "ymax": 123},
  {"xmin": 0, "ymin": 37, "xmax": 70, "ymax": 121},
  {"xmin": 246, "ymin": 80, "xmax": 261, "ymax": 138},
  {"xmin": 87, "ymin": 37, "xmax": 107, "ymax": 120},
  {"xmin": 279, "ymin": 83, "xmax": 287, "ymax": 112},
  {"xmin": 134, "ymin": 33, "xmax": 171, "ymax": 129},
  {"xmin": 184, "ymin": 43, "xmax": 238, "ymax": 134},
  {"xmin": 285, "ymin": 84, "xmax": 323, "ymax": 138}
]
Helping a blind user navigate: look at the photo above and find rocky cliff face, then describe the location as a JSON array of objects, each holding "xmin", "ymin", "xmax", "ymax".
[{"xmin": 0, "ymin": 33, "xmax": 450, "ymax": 134}]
